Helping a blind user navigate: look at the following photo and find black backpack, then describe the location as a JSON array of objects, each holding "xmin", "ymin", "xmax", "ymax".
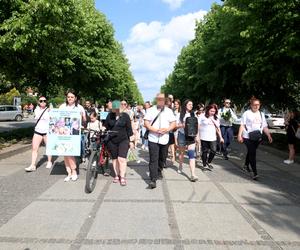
[{"xmin": 184, "ymin": 112, "xmax": 198, "ymax": 137}]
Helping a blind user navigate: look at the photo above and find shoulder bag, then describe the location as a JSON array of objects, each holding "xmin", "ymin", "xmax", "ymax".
[{"xmin": 144, "ymin": 109, "xmax": 163, "ymax": 140}]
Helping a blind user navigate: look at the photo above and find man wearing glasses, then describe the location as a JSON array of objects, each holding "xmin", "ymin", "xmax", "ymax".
[
  {"xmin": 144, "ymin": 93, "xmax": 176, "ymax": 189},
  {"xmin": 218, "ymin": 99, "xmax": 237, "ymax": 160}
]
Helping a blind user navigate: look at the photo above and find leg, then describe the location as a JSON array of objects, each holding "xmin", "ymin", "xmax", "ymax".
[
  {"xmin": 201, "ymin": 140, "xmax": 209, "ymax": 166},
  {"xmin": 31, "ymin": 134, "xmax": 43, "ymax": 166},
  {"xmin": 43, "ymin": 135, "xmax": 52, "ymax": 166},
  {"xmin": 220, "ymin": 126, "xmax": 227, "ymax": 154},
  {"xmin": 158, "ymin": 143, "xmax": 169, "ymax": 175},
  {"xmin": 187, "ymin": 143, "xmax": 196, "ymax": 177},
  {"xmin": 148, "ymin": 141, "xmax": 159, "ymax": 181},
  {"xmin": 107, "ymin": 141, "xmax": 119, "ymax": 177},
  {"xmin": 244, "ymin": 139, "xmax": 258, "ymax": 175},
  {"xmin": 117, "ymin": 140, "xmax": 130, "ymax": 178},
  {"xmin": 208, "ymin": 141, "xmax": 217, "ymax": 163},
  {"xmin": 288, "ymin": 144, "xmax": 295, "ymax": 161}
]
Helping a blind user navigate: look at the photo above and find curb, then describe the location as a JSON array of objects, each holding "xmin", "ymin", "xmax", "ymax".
[{"xmin": 0, "ymin": 144, "xmax": 32, "ymax": 160}]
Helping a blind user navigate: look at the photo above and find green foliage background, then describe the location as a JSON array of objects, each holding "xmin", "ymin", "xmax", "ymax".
[
  {"xmin": 161, "ymin": 0, "xmax": 300, "ymax": 109},
  {"xmin": 0, "ymin": 0, "xmax": 143, "ymax": 104}
]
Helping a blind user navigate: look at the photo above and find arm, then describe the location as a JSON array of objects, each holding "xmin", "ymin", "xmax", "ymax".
[
  {"xmin": 144, "ymin": 120, "xmax": 159, "ymax": 133},
  {"xmin": 237, "ymin": 124, "xmax": 245, "ymax": 143},
  {"xmin": 263, "ymin": 127, "xmax": 273, "ymax": 143},
  {"xmin": 216, "ymin": 126, "xmax": 224, "ymax": 143},
  {"xmin": 126, "ymin": 115, "xmax": 133, "ymax": 138}
]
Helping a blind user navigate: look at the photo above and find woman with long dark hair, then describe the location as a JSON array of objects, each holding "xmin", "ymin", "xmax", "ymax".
[
  {"xmin": 198, "ymin": 104, "xmax": 224, "ymax": 170},
  {"xmin": 238, "ymin": 97, "xmax": 272, "ymax": 180},
  {"xmin": 59, "ymin": 89, "xmax": 86, "ymax": 182},
  {"xmin": 177, "ymin": 99, "xmax": 198, "ymax": 181}
]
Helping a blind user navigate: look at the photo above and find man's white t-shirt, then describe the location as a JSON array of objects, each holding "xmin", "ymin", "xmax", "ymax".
[
  {"xmin": 144, "ymin": 106, "xmax": 176, "ymax": 145},
  {"xmin": 241, "ymin": 110, "xmax": 267, "ymax": 139},
  {"xmin": 198, "ymin": 113, "xmax": 220, "ymax": 141},
  {"xmin": 34, "ymin": 106, "xmax": 50, "ymax": 134}
]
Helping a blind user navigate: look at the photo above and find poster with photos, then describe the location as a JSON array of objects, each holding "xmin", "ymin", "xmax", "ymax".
[{"xmin": 46, "ymin": 109, "xmax": 81, "ymax": 156}]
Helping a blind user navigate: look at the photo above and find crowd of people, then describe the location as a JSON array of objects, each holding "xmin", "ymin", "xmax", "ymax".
[{"xmin": 25, "ymin": 90, "xmax": 300, "ymax": 188}]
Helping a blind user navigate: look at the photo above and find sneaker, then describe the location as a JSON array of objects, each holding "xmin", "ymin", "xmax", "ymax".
[
  {"xmin": 283, "ymin": 159, "xmax": 294, "ymax": 164},
  {"xmin": 64, "ymin": 176, "xmax": 72, "ymax": 182},
  {"xmin": 224, "ymin": 155, "xmax": 229, "ymax": 160},
  {"xmin": 202, "ymin": 165, "xmax": 210, "ymax": 171},
  {"xmin": 158, "ymin": 173, "xmax": 163, "ymax": 180},
  {"xmin": 242, "ymin": 165, "xmax": 251, "ymax": 172},
  {"xmin": 177, "ymin": 166, "xmax": 183, "ymax": 174},
  {"xmin": 190, "ymin": 175, "xmax": 198, "ymax": 182},
  {"xmin": 46, "ymin": 162, "xmax": 52, "ymax": 169},
  {"xmin": 148, "ymin": 181, "xmax": 156, "ymax": 189},
  {"xmin": 71, "ymin": 174, "xmax": 78, "ymax": 181},
  {"xmin": 252, "ymin": 174, "xmax": 259, "ymax": 180},
  {"xmin": 207, "ymin": 163, "xmax": 214, "ymax": 169},
  {"xmin": 136, "ymin": 160, "xmax": 141, "ymax": 164},
  {"xmin": 25, "ymin": 165, "xmax": 36, "ymax": 172}
]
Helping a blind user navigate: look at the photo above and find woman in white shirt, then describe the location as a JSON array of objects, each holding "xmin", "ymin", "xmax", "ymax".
[
  {"xmin": 25, "ymin": 97, "xmax": 52, "ymax": 172},
  {"xmin": 198, "ymin": 104, "xmax": 224, "ymax": 170},
  {"xmin": 238, "ymin": 97, "xmax": 272, "ymax": 180},
  {"xmin": 59, "ymin": 89, "xmax": 86, "ymax": 182}
]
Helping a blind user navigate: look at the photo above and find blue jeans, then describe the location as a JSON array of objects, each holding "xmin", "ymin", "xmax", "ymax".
[{"xmin": 220, "ymin": 126, "xmax": 234, "ymax": 156}]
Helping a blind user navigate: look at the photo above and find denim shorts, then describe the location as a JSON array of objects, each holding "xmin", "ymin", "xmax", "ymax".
[{"xmin": 178, "ymin": 131, "xmax": 195, "ymax": 147}]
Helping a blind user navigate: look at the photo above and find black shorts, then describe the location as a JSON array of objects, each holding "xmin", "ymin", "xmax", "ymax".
[
  {"xmin": 287, "ymin": 131, "xmax": 297, "ymax": 145},
  {"xmin": 168, "ymin": 133, "xmax": 175, "ymax": 145},
  {"xmin": 107, "ymin": 140, "xmax": 129, "ymax": 159},
  {"xmin": 34, "ymin": 131, "xmax": 47, "ymax": 136}
]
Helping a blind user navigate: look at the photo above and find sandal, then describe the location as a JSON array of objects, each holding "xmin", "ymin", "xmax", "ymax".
[
  {"xmin": 113, "ymin": 176, "xmax": 120, "ymax": 183},
  {"xmin": 120, "ymin": 177, "xmax": 127, "ymax": 186}
]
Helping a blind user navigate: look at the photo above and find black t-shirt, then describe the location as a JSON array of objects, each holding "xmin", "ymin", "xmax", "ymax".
[{"xmin": 105, "ymin": 112, "xmax": 133, "ymax": 144}]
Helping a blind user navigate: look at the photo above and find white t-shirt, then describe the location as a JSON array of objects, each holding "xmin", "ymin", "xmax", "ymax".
[
  {"xmin": 218, "ymin": 107, "xmax": 238, "ymax": 126},
  {"xmin": 198, "ymin": 113, "xmax": 220, "ymax": 142},
  {"xmin": 241, "ymin": 110, "xmax": 267, "ymax": 139},
  {"xmin": 59, "ymin": 103, "xmax": 85, "ymax": 113},
  {"xmin": 177, "ymin": 112, "xmax": 191, "ymax": 134},
  {"xmin": 144, "ymin": 106, "xmax": 176, "ymax": 145},
  {"xmin": 34, "ymin": 106, "xmax": 50, "ymax": 134}
]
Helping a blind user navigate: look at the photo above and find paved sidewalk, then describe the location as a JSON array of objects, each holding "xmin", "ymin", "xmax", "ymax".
[{"xmin": 0, "ymin": 142, "xmax": 299, "ymax": 250}]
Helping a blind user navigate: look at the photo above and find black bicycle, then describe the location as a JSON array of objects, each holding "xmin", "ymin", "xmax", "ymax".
[{"xmin": 83, "ymin": 129, "xmax": 116, "ymax": 193}]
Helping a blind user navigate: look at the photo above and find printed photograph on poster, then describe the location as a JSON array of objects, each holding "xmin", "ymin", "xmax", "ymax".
[{"xmin": 46, "ymin": 109, "xmax": 81, "ymax": 156}]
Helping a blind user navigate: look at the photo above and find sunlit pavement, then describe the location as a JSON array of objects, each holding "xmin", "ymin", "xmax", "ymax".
[{"xmin": 0, "ymin": 141, "xmax": 299, "ymax": 250}]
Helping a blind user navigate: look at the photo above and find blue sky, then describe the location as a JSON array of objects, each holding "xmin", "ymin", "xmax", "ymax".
[{"xmin": 95, "ymin": 0, "xmax": 221, "ymax": 102}]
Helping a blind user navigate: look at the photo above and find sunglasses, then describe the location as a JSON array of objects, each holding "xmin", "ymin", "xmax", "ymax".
[{"xmin": 39, "ymin": 100, "xmax": 47, "ymax": 103}]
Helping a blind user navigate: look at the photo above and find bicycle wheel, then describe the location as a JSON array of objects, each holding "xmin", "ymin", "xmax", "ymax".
[{"xmin": 85, "ymin": 150, "xmax": 98, "ymax": 193}]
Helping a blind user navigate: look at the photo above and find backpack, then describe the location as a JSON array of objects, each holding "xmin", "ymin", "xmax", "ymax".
[{"xmin": 184, "ymin": 112, "xmax": 198, "ymax": 137}]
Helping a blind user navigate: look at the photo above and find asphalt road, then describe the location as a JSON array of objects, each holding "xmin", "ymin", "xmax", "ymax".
[{"xmin": 0, "ymin": 117, "xmax": 35, "ymax": 132}]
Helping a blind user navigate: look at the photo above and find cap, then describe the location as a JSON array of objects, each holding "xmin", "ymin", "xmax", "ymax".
[{"xmin": 112, "ymin": 100, "xmax": 121, "ymax": 109}]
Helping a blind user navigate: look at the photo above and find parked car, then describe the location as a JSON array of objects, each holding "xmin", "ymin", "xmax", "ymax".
[
  {"xmin": 265, "ymin": 114, "xmax": 285, "ymax": 129},
  {"xmin": 0, "ymin": 105, "xmax": 23, "ymax": 121}
]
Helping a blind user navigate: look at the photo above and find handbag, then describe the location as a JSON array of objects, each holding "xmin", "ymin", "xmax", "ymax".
[
  {"xmin": 144, "ymin": 108, "xmax": 163, "ymax": 140},
  {"xmin": 246, "ymin": 112, "xmax": 263, "ymax": 142}
]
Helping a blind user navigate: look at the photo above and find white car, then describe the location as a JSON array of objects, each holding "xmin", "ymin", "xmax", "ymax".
[{"xmin": 265, "ymin": 114, "xmax": 285, "ymax": 129}]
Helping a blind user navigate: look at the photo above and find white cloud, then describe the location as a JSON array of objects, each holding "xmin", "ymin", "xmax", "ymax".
[
  {"xmin": 123, "ymin": 10, "xmax": 207, "ymax": 101},
  {"xmin": 161, "ymin": 0, "xmax": 185, "ymax": 10}
]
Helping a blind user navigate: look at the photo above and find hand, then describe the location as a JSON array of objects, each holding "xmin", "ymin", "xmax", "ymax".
[
  {"xmin": 220, "ymin": 138, "xmax": 225, "ymax": 144},
  {"xmin": 238, "ymin": 135, "xmax": 243, "ymax": 143},
  {"xmin": 268, "ymin": 135, "xmax": 273, "ymax": 144},
  {"xmin": 158, "ymin": 128, "xmax": 169, "ymax": 134}
]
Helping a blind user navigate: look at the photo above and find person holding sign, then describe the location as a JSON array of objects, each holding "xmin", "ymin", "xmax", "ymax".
[{"xmin": 59, "ymin": 89, "xmax": 86, "ymax": 182}]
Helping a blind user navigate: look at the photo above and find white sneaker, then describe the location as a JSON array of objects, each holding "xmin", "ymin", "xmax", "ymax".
[
  {"xmin": 71, "ymin": 175, "xmax": 78, "ymax": 181},
  {"xmin": 25, "ymin": 165, "xmax": 36, "ymax": 172},
  {"xmin": 283, "ymin": 159, "xmax": 294, "ymax": 164},
  {"xmin": 64, "ymin": 176, "xmax": 72, "ymax": 182},
  {"xmin": 136, "ymin": 160, "xmax": 141, "ymax": 164},
  {"xmin": 177, "ymin": 166, "xmax": 183, "ymax": 174},
  {"xmin": 46, "ymin": 162, "xmax": 52, "ymax": 169}
]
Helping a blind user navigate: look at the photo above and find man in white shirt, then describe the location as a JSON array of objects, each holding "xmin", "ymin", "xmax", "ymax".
[
  {"xmin": 144, "ymin": 93, "xmax": 176, "ymax": 189},
  {"xmin": 218, "ymin": 99, "xmax": 237, "ymax": 160}
]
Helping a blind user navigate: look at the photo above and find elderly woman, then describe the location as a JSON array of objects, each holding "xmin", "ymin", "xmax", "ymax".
[{"xmin": 105, "ymin": 100, "xmax": 133, "ymax": 186}]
